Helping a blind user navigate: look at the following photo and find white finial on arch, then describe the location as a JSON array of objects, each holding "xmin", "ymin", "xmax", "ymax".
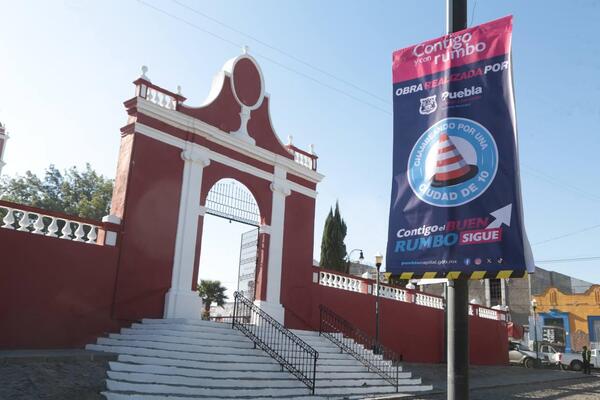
[
  {"xmin": 287, "ymin": 135, "xmax": 293, "ymax": 146},
  {"xmin": 141, "ymin": 65, "xmax": 150, "ymax": 81},
  {"xmin": 242, "ymin": 45, "xmax": 249, "ymax": 55}
]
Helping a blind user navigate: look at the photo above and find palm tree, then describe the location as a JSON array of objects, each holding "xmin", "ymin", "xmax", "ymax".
[{"xmin": 197, "ymin": 280, "xmax": 228, "ymax": 320}]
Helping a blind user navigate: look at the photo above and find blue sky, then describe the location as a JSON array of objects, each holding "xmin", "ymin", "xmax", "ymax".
[{"xmin": 1, "ymin": 0, "xmax": 599, "ymax": 288}]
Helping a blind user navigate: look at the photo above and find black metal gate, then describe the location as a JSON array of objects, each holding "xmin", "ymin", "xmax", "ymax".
[{"xmin": 205, "ymin": 179, "xmax": 260, "ymax": 226}]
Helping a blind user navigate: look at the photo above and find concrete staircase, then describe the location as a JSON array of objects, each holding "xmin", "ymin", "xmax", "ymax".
[{"xmin": 87, "ymin": 318, "xmax": 432, "ymax": 399}]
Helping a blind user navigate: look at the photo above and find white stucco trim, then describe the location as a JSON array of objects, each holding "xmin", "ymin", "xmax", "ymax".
[
  {"xmin": 259, "ymin": 165, "xmax": 290, "ymax": 324},
  {"xmin": 165, "ymin": 145, "xmax": 210, "ymax": 319},
  {"xmin": 134, "ymin": 123, "xmax": 317, "ymax": 199},
  {"xmin": 135, "ymin": 99, "xmax": 324, "ymax": 184}
]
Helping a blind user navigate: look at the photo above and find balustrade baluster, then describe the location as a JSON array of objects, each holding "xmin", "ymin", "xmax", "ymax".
[
  {"xmin": 17, "ymin": 212, "xmax": 32, "ymax": 232},
  {"xmin": 73, "ymin": 223, "xmax": 85, "ymax": 242},
  {"xmin": 60, "ymin": 220, "xmax": 73, "ymax": 240},
  {"xmin": 46, "ymin": 217, "xmax": 59, "ymax": 237},
  {"xmin": 2, "ymin": 208, "xmax": 15, "ymax": 229},
  {"xmin": 32, "ymin": 214, "xmax": 45, "ymax": 234},
  {"xmin": 86, "ymin": 225, "xmax": 98, "ymax": 244}
]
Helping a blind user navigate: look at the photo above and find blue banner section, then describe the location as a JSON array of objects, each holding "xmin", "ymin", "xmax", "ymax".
[{"xmin": 387, "ymin": 17, "xmax": 533, "ymax": 279}]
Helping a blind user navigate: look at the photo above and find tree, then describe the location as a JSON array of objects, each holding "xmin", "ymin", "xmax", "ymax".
[
  {"xmin": 0, "ymin": 164, "xmax": 113, "ymax": 220},
  {"xmin": 197, "ymin": 280, "xmax": 228, "ymax": 320},
  {"xmin": 319, "ymin": 201, "xmax": 348, "ymax": 273}
]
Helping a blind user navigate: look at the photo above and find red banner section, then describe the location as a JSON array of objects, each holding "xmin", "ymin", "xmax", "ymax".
[{"xmin": 392, "ymin": 16, "xmax": 512, "ymax": 83}]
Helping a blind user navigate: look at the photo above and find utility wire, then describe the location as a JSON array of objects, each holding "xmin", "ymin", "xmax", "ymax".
[
  {"xmin": 136, "ymin": 0, "xmax": 392, "ymax": 116},
  {"xmin": 522, "ymin": 164, "xmax": 600, "ymax": 203},
  {"xmin": 532, "ymin": 223, "xmax": 600, "ymax": 246},
  {"xmin": 536, "ymin": 256, "xmax": 600, "ymax": 264},
  {"xmin": 170, "ymin": 0, "xmax": 390, "ymax": 105},
  {"xmin": 469, "ymin": 0, "xmax": 478, "ymax": 27}
]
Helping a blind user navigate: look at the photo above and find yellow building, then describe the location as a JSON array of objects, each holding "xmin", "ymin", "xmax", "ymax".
[{"xmin": 533, "ymin": 285, "xmax": 600, "ymax": 352}]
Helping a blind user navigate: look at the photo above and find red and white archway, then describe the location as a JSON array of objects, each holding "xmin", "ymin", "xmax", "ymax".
[{"xmin": 109, "ymin": 51, "xmax": 322, "ymax": 323}]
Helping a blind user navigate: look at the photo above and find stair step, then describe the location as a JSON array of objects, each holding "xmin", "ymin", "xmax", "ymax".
[
  {"xmin": 102, "ymin": 391, "xmax": 327, "ymax": 400},
  {"xmin": 130, "ymin": 323, "xmax": 237, "ymax": 335},
  {"xmin": 97, "ymin": 337, "xmax": 261, "ymax": 356},
  {"xmin": 120, "ymin": 327, "xmax": 244, "ymax": 341},
  {"xmin": 116, "ymin": 355, "xmax": 283, "ymax": 372},
  {"xmin": 107, "ymin": 370, "xmax": 412, "ymax": 389},
  {"xmin": 109, "ymin": 361, "xmax": 412, "ymax": 380},
  {"xmin": 106, "ymin": 380, "xmax": 316, "ymax": 397},
  {"xmin": 108, "ymin": 333, "xmax": 255, "ymax": 349},
  {"xmin": 87, "ymin": 344, "xmax": 274, "ymax": 364}
]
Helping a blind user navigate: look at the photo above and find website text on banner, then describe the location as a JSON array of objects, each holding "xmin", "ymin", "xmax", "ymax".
[{"xmin": 386, "ymin": 16, "xmax": 534, "ymax": 280}]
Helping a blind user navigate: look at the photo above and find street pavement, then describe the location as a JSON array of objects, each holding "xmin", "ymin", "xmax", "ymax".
[{"xmin": 395, "ymin": 363, "xmax": 599, "ymax": 400}]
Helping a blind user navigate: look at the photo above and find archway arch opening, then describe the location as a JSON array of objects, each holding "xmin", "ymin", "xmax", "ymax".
[{"xmin": 198, "ymin": 178, "xmax": 262, "ymax": 319}]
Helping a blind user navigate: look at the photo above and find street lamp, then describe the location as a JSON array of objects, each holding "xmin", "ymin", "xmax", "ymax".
[
  {"xmin": 374, "ymin": 252, "xmax": 383, "ymax": 354},
  {"xmin": 531, "ymin": 298, "xmax": 539, "ymax": 365},
  {"xmin": 345, "ymin": 249, "xmax": 364, "ymax": 274}
]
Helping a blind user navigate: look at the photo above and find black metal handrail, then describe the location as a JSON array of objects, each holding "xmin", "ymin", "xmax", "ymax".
[
  {"xmin": 319, "ymin": 304, "xmax": 401, "ymax": 392},
  {"xmin": 232, "ymin": 292, "xmax": 319, "ymax": 394}
]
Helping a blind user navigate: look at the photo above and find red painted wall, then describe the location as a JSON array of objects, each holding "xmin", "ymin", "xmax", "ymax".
[
  {"xmin": 0, "ymin": 229, "xmax": 122, "ymax": 348},
  {"xmin": 111, "ymin": 133, "xmax": 184, "ymax": 321},
  {"xmin": 284, "ymin": 270, "xmax": 508, "ymax": 365}
]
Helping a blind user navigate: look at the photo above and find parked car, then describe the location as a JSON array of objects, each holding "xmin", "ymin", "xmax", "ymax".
[
  {"xmin": 509, "ymin": 341, "xmax": 547, "ymax": 368},
  {"xmin": 539, "ymin": 343, "xmax": 562, "ymax": 367},
  {"xmin": 560, "ymin": 348, "xmax": 599, "ymax": 371}
]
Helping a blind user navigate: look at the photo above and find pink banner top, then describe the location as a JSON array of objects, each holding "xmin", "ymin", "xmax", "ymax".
[{"xmin": 393, "ymin": 15, "xmax": 513, "ymax": 83}]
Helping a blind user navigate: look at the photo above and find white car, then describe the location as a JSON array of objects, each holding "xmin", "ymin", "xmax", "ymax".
[
  {"xmin": 539, "ymin": 344, "xmax": 562, "ymax": 366},
  {"xmin": 560, "ymin": 348, "xmax": 598, "ymax": 371}
]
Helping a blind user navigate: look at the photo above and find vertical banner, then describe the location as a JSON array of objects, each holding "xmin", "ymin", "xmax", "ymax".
[{"xmin": 387, "ymin": 16, "xmax": 534, "ymax": 280}]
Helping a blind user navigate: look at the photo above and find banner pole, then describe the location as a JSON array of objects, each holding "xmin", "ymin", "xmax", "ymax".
[{"xmin": 446, "ymin": 2, "xmax": 469, "ymax": 400}]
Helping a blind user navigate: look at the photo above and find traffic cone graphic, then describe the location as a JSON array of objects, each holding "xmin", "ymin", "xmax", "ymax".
[{"xmin": 430, "ymin": 133, "xmax": 478, "ymax": 187}]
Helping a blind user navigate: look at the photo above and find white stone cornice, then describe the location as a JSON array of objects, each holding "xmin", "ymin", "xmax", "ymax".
[
  {"xmin": 136, "ymin": 98, "xmax": 324, "ymax": 184},
  {"xmin": 198, "ymin": 205, "xmax": 207, "ymax": 216}
]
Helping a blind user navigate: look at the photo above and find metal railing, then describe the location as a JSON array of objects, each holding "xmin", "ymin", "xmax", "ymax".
[
  {"xmin": 319, "ymin": 304, "xmax": 401, "ymax": 392},
  {"xmin": 231, "ymin": 292, "xmax": 319, "ymax": 394}
]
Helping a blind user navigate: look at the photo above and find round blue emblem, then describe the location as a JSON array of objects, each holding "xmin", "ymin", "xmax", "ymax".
[{"xmin": 407, "ymin": 117, "xmax": 498, "ymax": 207}]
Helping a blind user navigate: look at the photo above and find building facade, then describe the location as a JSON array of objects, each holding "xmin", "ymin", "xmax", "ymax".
[{"xmin": 533, "ymin": 285, "xmax": 600, "ymax": 352}]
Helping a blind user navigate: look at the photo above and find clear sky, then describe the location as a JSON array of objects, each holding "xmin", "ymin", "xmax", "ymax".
[{"xmin": 1, "ymin": 0, "xmax": 600, "ymax": 288}]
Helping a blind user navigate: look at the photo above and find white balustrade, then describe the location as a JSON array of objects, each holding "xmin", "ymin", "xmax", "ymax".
[
  {"xmin": 477, "ymin": 306, "xmax": 501, "ymax": 321},
  {"xmin": 0, "ymin": 205, "xmax": 101, "ymax": 245},
  {"xmin": 378, "ymin": 284, "xmax": 410, "ymax": 303},
  {"xmin": 145, "ymin": 87, "xmax": 177, "ymax": 110},
  {"xmin": 319, "ymin": 271, "xmax": 362, "ymax": 293},
  {"xmin": 414, "ymin": 292, "xmax": 445, "ymax": 310},
  {"xmin": 287, "ymin": 147, "xmax": 316, "ymax": 171},
  {"xmin": 320, "ymin": 269, "xmax": 507, "ymax": 321}
]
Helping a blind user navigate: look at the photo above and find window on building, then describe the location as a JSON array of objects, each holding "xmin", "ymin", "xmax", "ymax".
[{"xmin": 489, "ymin": 279, "xmax": 502, "ymax": 306}]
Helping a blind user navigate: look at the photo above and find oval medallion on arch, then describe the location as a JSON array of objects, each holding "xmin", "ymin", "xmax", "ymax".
[{"xmin": 231, "ymin": 56, "xmax": 265, "ymax": 110}]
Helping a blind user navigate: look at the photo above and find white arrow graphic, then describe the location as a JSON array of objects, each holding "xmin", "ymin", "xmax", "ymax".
[{"xmin": 486, "ymin": 204, "xmax": 512, "ymax": 229}]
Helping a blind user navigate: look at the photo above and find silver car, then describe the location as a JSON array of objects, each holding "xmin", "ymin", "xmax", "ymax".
[{"xmin": 509, "ymin": 342, "xmax": 547, "ymax": 368}]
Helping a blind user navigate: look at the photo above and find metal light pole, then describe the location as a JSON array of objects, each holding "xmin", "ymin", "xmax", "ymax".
[
  {"xmin": 346, "ymin": 248, "xmax": 364, "ymax": 274},
  {"xmin": 531, "ymin": 299, "xmax": 539, "ymax": 364},
  {"xmin": 446, "ymin": 1, "xmax": 470, "ymax": 399},
  {"xmin": 374, "ymin": 252, "xmax": 383, "ymax": 354}
]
